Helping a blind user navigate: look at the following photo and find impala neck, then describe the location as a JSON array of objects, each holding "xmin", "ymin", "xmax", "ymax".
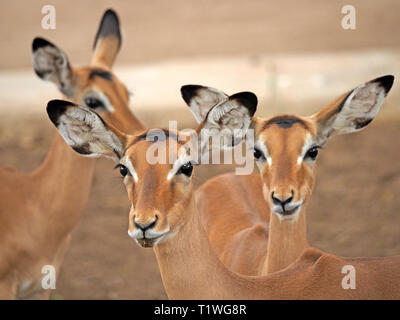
[
  {"xmin": 29, "ymin": 110, "xmax": 144, "ymax": 236},
  {"xmin": 102, "ymin": 111, "xmax": 145, "ymax": 135},
  {"xmin": 153, "ymin": 197, "xmax": 250, "ymax": 299},
  {"xmin": 152, "ymin": 195, "xmax": 318, "ymax": 299},
  {"xmin": 262, "ymin": 207, "xmax": 309, "ymax": 275},
  {"xmin": 30, "ymin": 133, "xmax": 96, "ymax": 233}
]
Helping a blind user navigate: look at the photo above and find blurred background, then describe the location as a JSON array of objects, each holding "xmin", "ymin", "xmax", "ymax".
[{"xmin": 0, "ymin": 0, "xmax": 399, "ymax": 299}]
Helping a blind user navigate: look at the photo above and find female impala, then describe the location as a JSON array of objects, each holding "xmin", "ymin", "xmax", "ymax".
[
  {"xmin": 0, "ymin": 9, "xmax": 144, "ymax": 299},
  {"xmin": 47, "ymin": 86, "xmax": 400, "ymax": 299},
  {"xmin": 181, "ymin": 75, "xmax": 394, "ymax": 275}
]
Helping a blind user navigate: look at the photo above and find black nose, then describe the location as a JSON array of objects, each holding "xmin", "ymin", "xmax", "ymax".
[
  {"xmin": 271, "ymin": 191, "xmax": 293, "ymax": 207},
  {"xmin": 134, "ymin": 216, "xmax": 158, "ymax": 231}
]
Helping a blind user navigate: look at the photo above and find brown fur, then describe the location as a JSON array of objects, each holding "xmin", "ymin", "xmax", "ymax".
[
  {"xmin": 196, "ymin": 83, "xmax": 393, "ymax": 277},
  {"xmin": 48, "ymin": 87, "xmax": 400, "ymax": 298},
  {"xmin": 116, "ymin": 128, "xmax": 400, "ymax": 299},
  {"xmin": 0, "ymin": 14, "xmax": 144, "ymax": 299}
]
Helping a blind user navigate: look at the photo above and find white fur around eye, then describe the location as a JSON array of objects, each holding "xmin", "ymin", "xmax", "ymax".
[
  {"xmin": 122, "ymin": 157, "xmax": 139, "ymax": 183},
  {"xmin": 84, "ymin": 90, "xmax": 114, "ymax": 112},
  {"xmin": 298, "ymin": 134, "xmax": 314, "ymax": 165},
  {"xmin": 253, "ymin": 139, "xmax": 271, "ymax": 166},
  {"xmin": 167, "ymin": 153, "xmax": 192, "ymax": 180}
]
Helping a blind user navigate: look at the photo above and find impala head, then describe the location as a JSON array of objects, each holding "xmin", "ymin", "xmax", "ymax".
[
  {"xmin": 46, "ymin": 90, "xmax": 257, "ymax": 247},
  {"xmin": 181, "ymin": 75, "xmax": 394, "ymax": 221},
  {"xmin": 32, "ymin": 9, "xmax": 135, "ymax": 131}
]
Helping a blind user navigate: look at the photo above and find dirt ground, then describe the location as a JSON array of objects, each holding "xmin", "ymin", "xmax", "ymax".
[
  {"xmin": 0, "ymin": 1, "xmax": 399, "ymax": 299},
  {"xmin": 1, "ymin": 0, "xmax": 400, "ymax": 70}
]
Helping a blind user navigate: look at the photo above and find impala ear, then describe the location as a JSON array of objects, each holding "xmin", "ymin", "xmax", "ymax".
[
  {"xmin": 32, "ymin": 37, "xmax": 74, "ymax": 97},
  {"xmin": 181, "ymin": 85, "xmax": 229, "ymax": 123},
  {"xmin": 46, "ymin": 100, "xmax": 127, "ymax": 161},
  {"xmin": 313, "ymin": 75, "xmax": 394, "ymax": 145},
  {"xmin": 196, "ymin": 91, "xmax": 257, "ymax": 152},
  {"xmin": 91, "ymin": 9, "xmax": 122, "ymax": 69}
]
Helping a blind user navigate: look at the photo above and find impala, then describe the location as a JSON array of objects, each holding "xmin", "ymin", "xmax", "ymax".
[
  {"xmin": 47, "ymin": 84, "xmax": 400, "ymax": 299},
  {"xmin": 181, "ymin": 75, "xmax": 395, "ymax": 276},
  {"xmin": 0, "ymin": 9, "xmax": 144, "ymax": 299}
]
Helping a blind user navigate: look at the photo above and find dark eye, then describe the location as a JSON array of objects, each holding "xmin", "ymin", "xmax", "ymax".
[
  {"xmin": 253, "ymin": 148, "xmax": 264, "ymax": 160},
  {"xmin": 84, "ymin": 97, "xmax": 104, "ymax": 109},
  {"xmin": 305, "ymin": 146, "xmax": 320, "ymax": 160},
  {"xmin": 177, "ymin": 162, "xmax": 193, "ymax": 177},
  {"xmin": 115, "ymin": 164, "xmax": 128, "ymax": 177}
]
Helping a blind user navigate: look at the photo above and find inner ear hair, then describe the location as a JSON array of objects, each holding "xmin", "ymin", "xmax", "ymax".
[
  {"xmin": 196, "ymin": 91, "xmax": 258, "ymax": 151},
  {"xmin": 315, "ymin": 75, "xmax": 394, "ymax": 142},
  {"xmin": 180, "ymin": 85, "xmax": 229, "ymax": 123},
  {"xmin": 32, "ymin": 37, "xmax": 73, "ymax": 96},
  {"xmin": 46, "ymin": 99, "xmax": 127, "ymax": 161}
]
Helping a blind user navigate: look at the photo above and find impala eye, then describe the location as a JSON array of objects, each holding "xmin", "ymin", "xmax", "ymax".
[
  {"xmin": 253, "ymin": 148, "xmax": 264, "ymax": 160},
  {"xmin": 305, "ymin": 146, "xmax": 320, "ymax": 161},
  {"xmin": 177, "ymin": 162, "xmax": 193, "ymax": 177},
  {"xmin": 84, "ymin": 97, "xmax": 105, "ymax": 110},
  {"xmin": 115, "ymin": 164, "xmax": 128, "ymax": 177}
]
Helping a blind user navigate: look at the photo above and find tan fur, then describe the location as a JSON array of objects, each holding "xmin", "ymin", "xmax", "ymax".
[
  {"xmin": 0, "ymin": 21, "xmax": 144, "ymax": 299},
  {"xmin": 196, "ymin": 81, "xmax": 393, "ymax": 276},
  {"xmin": 116, "ymin": 128, "xmax": 400, "ymax": 299},
  {"xmin": 195, "ymin": 115, "xmax": 315, "ymax": 275},
  {"xmin": 48, "ymin": 91, "xmax": 400, "ymax": 298},
  {"xmin": 91, "ymin": 36, "xmax": 120, "ymax": 69}
]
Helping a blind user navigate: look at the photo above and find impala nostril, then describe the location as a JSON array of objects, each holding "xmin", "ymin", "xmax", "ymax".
[
  {"xmin": 271, "ymin": 191, "xmax": 293, "ymax": 206},
  {"xmin": 134, "ymin": 215, "xmax": 158, "ymax": 231},
  {"xmin": 286, "ymin": 190, "xmax": 294, "ymax": 204},
  {"xmin": 284, "ymin": 194, "xmax": 293, "ymax": 205},
  {"xmin": 271, "ymin": 192, "xmax": 279, "ymax": 205},
  {"xmin": 148, "ymin": 215, "xmax": 158, "ymax": 229},
  {"xmin": 134, "ymin": 220, "xmax": 143, "ymax": 230}
]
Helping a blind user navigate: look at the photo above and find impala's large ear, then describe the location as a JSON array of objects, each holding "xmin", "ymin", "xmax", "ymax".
[
  {"xmin": 181, "ymin": 85, "xmax": 229, "ymax": 123},
  {"xmin": 91, "ymin": 9, "xmax": 122, "ymax": 69},
  {"xmin": 32, "ymin": 37, "xmax": 73, "ymax": 97},
  {"xmin": 313, "ymin": 75, "xmax": 394, "ymax": 145},
  {"xmin": 196, "ymin": 91, "xmax": 257, "ymax": 151},
  {"xmin": 46, "ymin": 100, "xmax": 127, "ymax": 161}
]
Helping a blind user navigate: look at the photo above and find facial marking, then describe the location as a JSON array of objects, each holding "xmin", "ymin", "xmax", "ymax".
[
  {"xmin": 85, "ymin": 89, "xmax": 114, "ymax": 112},
  {"xmin": 167, "ymin": 150, "xmax": 192, "ymax": 181},
  {"xmin": 274, "ymin": 205, "xmax": 303, "ymax": 222},
  {"xmin": 89, "ymin": 68, "xmax": 113, "ymax": 81},
  {"xmin": 254, "ymin": 138, "xmax": 271, "ymax": 166},
  {"xmin": 264, "ymin": 116, "xmax": 308, "ymax": 130},
  {"xmin": 122, "ymin": 156, "xmax": 139, "ymax": 182},
  {"xmin": 297, "ymin": 133, "xmax": 314, "ymax": 165}
]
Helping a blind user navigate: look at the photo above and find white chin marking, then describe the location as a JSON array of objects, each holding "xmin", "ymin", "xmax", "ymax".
[
  {"xmin": 128, "ymin": 227, "xmax": 171, "ymax": 247},
  {"xmin": 273, "ymin": 206, "xmax": 302, "ymax": 221},
  {"xmin": 128, "ymin": 229, "xmax": 141, "ymax": 239}
]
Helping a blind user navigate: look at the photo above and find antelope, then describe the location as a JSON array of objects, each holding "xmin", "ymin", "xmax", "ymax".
[
  {"xmin": 181, "ymin": 75, "xmax": 395, "ymax": 276},
  {"xmin": 47, "ymin": 86, "xmax": 400, "ymax": 299},
  {"xmin": 0, "ymin": 9, "xmax": 144, "ymax": 299}
]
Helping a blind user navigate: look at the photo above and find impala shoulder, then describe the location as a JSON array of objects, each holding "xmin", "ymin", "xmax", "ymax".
[
  {"xmin": 299, "ymin": 248, "xmax": 344, "ymax": 274},
  {"xmin": 297, "ymin": 248, "xmax": 326, "ymax": 264}
]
